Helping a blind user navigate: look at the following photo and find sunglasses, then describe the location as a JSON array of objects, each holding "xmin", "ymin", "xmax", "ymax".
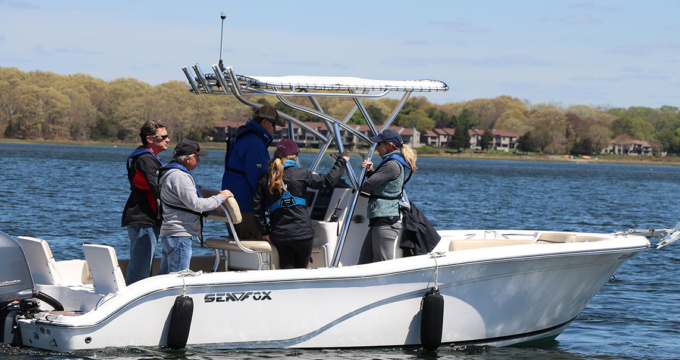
[{"xmin": 150, "ymin": 135, "xmax": 169, "ymax": 140}]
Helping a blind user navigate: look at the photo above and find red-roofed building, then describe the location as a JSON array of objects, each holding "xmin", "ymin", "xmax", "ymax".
[{"xmin": 421, "ymin": 128, "xmax": 455, "ymax": 147}]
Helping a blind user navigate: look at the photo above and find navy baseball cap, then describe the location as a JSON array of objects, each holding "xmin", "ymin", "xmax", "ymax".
[
  {"xmin": 369, "ymin": 129, "xmax": 403, "ymax": 147},
  {"xmin": 174, "ymin": 140, "xmax": 208, "ymax": 157}
]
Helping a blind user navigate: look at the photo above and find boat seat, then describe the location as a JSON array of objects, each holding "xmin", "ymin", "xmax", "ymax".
[
  {"xmin": 82, "ymin": 244, "xmax": 126, "ymax": 294},
  {"xmin": 573, "ymin": 235, "xmax": 606, "ymax": 242},
  {"xmin": 199, "ymin": 191, "xmax": 277, "ymax": 271},
  {"xmin": 17, "ymin": 236, "xmax": 90, "ymax": 286},
  {"xmin": 536, "ymin": 232, "xmax": 576, "ymax": 243},
  {"xmin": 204, "ymin": 237, "xmax": 279, "ymax": 271},
  {"xmin": 201, "ymin": 189, "xmax": 243, "ymax": 224}
]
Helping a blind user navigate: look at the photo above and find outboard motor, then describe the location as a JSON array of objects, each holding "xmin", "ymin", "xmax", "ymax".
[
  {"xmin": 0, "ymin": 231, "xmax": 35, "ymax": 345},
  {"xmin": 0, "ymin": 231, "xmax": 34, "ymax": 305}
]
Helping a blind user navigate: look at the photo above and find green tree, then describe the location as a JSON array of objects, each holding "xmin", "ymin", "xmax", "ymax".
[
  {"xmin": 349, "ymin": 104, "xmax": 386, "ymax": 125},
  {"xmin": 426, "ymin": 107, "xmax": 451, "ymax": 128},
  {"xmin": 570, "ymin": 138, "xmax": 594, "ymax": 156},
  {"xmin": 656, "ymin": 129, "xmax": 680, "ymax": 155},
  {"xmin": 450, "ymin": 124, "xmax": 470, "ymax": 152},
  {"xmin": 517, "ymin": 131, "xmax": 536, "ymax": 154},
  {"xmin": 494, "ymin": 108, "xmax": 530, "ymax": 135},
  {"xmin": 480, "ymin": 129, "xmax": 494, "ymax": 151},
  {"xmin": 457, "ymin": 108, "xmax": 480, "ymax": 129},
  {"xmin": 396, "ymin": 108, "xmax": 434, "ymax": 132}
]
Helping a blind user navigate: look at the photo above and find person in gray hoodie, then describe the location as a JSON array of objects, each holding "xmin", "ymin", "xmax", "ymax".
[{"xmin": 158, "ymin": 140, "xmax": 233, "ymax": 274}]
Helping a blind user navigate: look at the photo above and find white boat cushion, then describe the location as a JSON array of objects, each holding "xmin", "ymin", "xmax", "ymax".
[{"xmin": 82, "ymin": 244, "xmax": 126, "ymax": 294}]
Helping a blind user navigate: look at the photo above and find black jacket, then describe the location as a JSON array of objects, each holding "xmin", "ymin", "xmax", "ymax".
[
  {"xmin": 121, "ymin": 147, "xmax": 163, "ymax": 227},
  {"xmin": 252, "ymin": 158, "xmax": 347, "ymax": 243},
  {"xmin": 400, "ymin": 201, "xmax": 440, "ymax": 256}
]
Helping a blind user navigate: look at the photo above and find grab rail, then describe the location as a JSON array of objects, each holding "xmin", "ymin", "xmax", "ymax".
[{"xmin": 218, "ymin": 204, "xmax": 267, "ymax": 271}]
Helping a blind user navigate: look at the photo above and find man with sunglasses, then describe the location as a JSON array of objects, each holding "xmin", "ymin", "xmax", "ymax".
[
  {"xmin": 122, "ymin": 120, "xmax": 170, "ymax": 284},
  {"xmin": 222, "ymin": 105, "xmax": 286, "ymax": 240}
]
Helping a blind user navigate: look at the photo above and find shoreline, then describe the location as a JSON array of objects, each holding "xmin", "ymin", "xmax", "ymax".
[{"xmin": 3, "ymin": 138, "xmax": 679, "ymax": 166}]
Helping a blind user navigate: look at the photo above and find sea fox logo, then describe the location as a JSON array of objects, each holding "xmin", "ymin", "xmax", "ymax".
[{"xmin": 204, "ymin": 291, "xmax": 272, "ymax": 303}]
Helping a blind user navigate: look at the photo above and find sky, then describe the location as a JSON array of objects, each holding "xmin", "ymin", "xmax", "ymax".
[{"xmin": 1, "ymin": 0, "xmax": 679, "ymax": 109}]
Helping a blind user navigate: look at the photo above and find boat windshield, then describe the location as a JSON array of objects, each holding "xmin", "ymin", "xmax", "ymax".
[{"xmin": 311, "ymin": 151, "xmax": 368, "ymax": 186}]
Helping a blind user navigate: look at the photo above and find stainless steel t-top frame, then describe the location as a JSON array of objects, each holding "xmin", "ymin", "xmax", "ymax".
[{"xmin": 182, "ymin": 63, "xmax": 448, "ymax": 267}]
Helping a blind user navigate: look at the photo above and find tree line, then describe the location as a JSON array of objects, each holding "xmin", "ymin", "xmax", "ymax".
[{"xmin": 2, "ymin": 67, "xmax": 679, "ymax": 155}]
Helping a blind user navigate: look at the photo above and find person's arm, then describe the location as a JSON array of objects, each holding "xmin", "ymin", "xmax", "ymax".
[
  {"xmin": 307, "ymin": 157, "xmax": 348, "ymax": 189},
  {"xmin": 175, "ymin": 173, "xmax": 227, "ymax": 212},
  {"xmin": 360, "ymin": 161, "xmax": 400, "ymax": 193},
  {"xmin": 251, "ymin": 180, "xmax": 270, "ymax": 238}
]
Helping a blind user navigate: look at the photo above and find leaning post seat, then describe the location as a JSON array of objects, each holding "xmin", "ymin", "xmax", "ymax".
[
  {"xmin": 82, "ymin": 244, "xmax": 126, "ymax": 295},
  {"xmin": 201, "ymin": 189, "xmax": 242, "ymax": 224},
  {"xmin": 200, "ymin": 190, "xmax": 277, "ymax": 271},
  {"xmin": 203, "ymin": 237, "xmax": 279, "ymax": 271}
]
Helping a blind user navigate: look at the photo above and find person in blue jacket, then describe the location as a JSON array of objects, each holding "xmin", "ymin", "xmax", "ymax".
[{"xmin": 222, "ymin": 105, "xmax": 286, "ymax": 240}]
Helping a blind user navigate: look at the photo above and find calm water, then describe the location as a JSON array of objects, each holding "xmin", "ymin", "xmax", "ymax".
[{"xmin": 1, "ymin": 142, "xmax": 679, "ymax": 359}]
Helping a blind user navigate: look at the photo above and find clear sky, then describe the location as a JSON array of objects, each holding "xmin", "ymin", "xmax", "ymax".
[{"xmin": 1, "ymin": 0, "xmax": 678, "ymax": 109}]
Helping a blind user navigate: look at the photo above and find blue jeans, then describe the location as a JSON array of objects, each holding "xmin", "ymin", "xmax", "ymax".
[
  {"xmin": 158, "ymin": 236, "xmax": 193, "ymax": 275},
  {"xmin": 126, "ymin": 224, "xmax": 160, "ymax": 285}
]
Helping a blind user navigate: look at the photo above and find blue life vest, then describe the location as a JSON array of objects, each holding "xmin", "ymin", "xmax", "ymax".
[
  {"xmin": 374, "ymin": 153, "xmax": 411, "ymax": 174},
  {"xmin": 158, "ymin": 163, "xmax": 203, "ymax": 215},
  {"xmin": 158, "ymin": 162, "xmax": 207, "ymax": 244},
  {"xmin": 268, "ymin": 160, "xmax": 307, "ymax": 213},
  {"xmin": 127, "ymin": 147, "xmax": 164, "ymax": 171}
]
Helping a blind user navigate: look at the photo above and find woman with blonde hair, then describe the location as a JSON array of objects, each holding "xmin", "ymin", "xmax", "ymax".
[
  {"xmin": 252, "ymin": 139, "xmax": 349, "ymax": 269},
  {"xmin": 359, "ymin": 129, "xmax": 416, "ymax": 263}
]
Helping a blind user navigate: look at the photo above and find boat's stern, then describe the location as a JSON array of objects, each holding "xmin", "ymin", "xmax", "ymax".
[{"xmin": 0, "ymin": 231, "xmax": 36, "ymax": 345}]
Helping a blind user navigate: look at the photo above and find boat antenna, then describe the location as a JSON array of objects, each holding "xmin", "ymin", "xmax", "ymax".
[{"xmin": 218, "ymin": 11, "xmax": 227, "ymax": 72}]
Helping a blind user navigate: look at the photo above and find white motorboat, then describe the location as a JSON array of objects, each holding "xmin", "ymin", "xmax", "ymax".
[{"xmin": 0, "ymin": 60, "xmax": 673, "ymax": 353}]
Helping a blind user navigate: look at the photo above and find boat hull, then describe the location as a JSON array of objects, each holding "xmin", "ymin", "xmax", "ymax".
[{"xmin": 17, "ymin": 235, "xmax": 647, "ymax": 351}]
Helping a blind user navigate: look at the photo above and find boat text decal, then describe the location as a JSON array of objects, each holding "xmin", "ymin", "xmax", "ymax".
[
  {"xmin": 0, "ymin": 279, "xmax": 22, "ymax": 287},
  {"xmin": 204, "ymin": 291, "xmax": 272, "ymax": 302}
]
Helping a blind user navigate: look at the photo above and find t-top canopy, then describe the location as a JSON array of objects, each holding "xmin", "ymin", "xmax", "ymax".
[{"xmin": 237, "ymin": 75, "xmax": 449, "ymax": 93}]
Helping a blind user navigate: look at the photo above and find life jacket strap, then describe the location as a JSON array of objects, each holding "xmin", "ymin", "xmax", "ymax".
[{"xmin": 269, "ymin": 192, "xmax": 306, "ymax": 213}]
